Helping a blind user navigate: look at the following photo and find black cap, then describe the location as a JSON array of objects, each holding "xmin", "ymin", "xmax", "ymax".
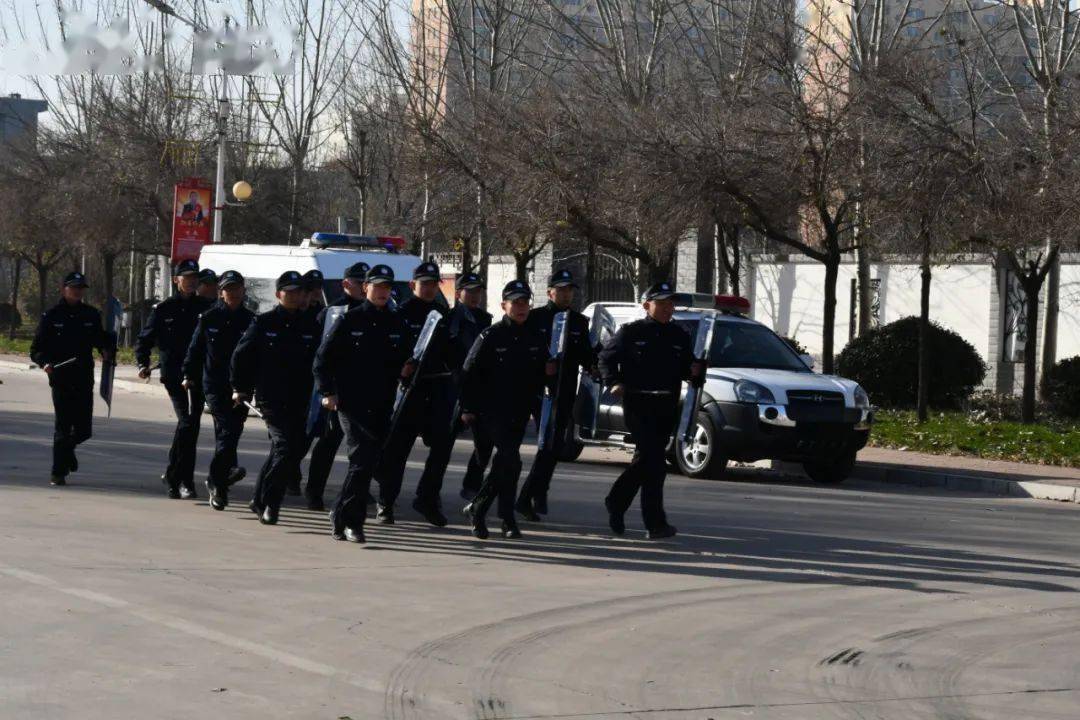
[
  {"xmin": 219, "ymin": 270, "xmax": 244, "ymax": 288},
  {"xmin": 302, "ymin": 269, "xmax": 324, "ymax": 290},
  {"xmin": 366, "ymin": 264, "xmax": 394, "ymax": 285},
  {"xmin": 276, "ymin": 270, "xmax": 304, "ymax": 291},
  {"xmin": 63, "ymin": 271, "xmax": 89, "ymax": 288},
  {"xmin": 198, "ymin": 268, "xmax": 218, "ymax": 285},
  {"xmin": 174, "ymin": 259, "xmax": 199, "ymax": 276},
  {"xmin": 502, "ymin": 280, "xmax": 532, "ymax": 301},
  {"xmin": 643, "ymin": 281, "xmax": 676, "ymax": 301},
  {"xmin": 548, "ymin": 269, "xmax": 577, "ymax": 288},
  {"xmin": 344, "ymin": 262, "xmax": 370, "ymax": 281},
  {"xmin": 457, "ymin": 272, "xmax": 485, "ymax": 290},
  {"xmin": 413, "ymin": 261, "xmax": 440, "ymax": 281}
]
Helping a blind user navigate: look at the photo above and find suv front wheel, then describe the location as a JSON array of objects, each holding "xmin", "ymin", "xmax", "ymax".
[{"xmin": 674, "ymin": 412, "xmax": 727, "ymax": 479}]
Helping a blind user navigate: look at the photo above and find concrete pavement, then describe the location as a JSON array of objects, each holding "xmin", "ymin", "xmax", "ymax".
[{"xmin": 2, "ymin": 363, "xmax": 1079, "ymax": 719}]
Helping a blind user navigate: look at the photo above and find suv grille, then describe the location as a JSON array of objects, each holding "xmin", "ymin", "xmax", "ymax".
[{"xmin": 786, "ymin": 390, "xmax": 845, "ymax": 422}]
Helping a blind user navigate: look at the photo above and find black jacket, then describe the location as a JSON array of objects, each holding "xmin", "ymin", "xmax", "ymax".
[
  {"xmin": 135, "ymin": 293, "xmax": 213, "ymax": 384},
  {"xmin": 183, "ymin": 301, "xmax": 255, "ymax": 405},
  {"xmin": 231, "ymin": 305, "xmax": 320, "ymax": 412},
  {"xmin": 30, "ymin": 300, "xmax": 108, "ymax": 388},
  {"xmin": 460, "ymin": 316, "xmax": 548, "ymax": 421},
  {"xmin": 527, "ymin": 302, "xmax": 595, "ymax": 395},
  {"xmin": 312, "ymin": 301, "xmax": 411, "ymax": 433},
  {"xmin": 598, "ymin": 316, "xmax": 694, "ymax": 397},
  {"xmin": 398, "ymin": 296, "xmax": 451, "ymax": 379},
  {"xmin": 446, "ymin": 303, "xmax": 492, "ymax": 373}
]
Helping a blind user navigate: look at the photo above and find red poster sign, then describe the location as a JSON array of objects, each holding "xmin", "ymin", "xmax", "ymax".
[{"xmin": 171, "ymin": 178, "xmax": 213, "ymax": 264}]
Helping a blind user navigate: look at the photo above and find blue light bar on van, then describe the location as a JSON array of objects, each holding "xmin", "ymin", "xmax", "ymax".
[{"xmin": 310, "ymin": 232, "xmax": 381, "ymax": 247}]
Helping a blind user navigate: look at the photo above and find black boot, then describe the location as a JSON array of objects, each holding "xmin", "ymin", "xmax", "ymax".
[{"xmin": 412, "ymin": 498, "xmax": 448, "ymax": 527}]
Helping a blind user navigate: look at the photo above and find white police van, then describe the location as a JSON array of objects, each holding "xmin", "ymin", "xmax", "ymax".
[
  {"xmin": 197, "ymin": 233, "xmax": 426, "ymax": 312},
  {"xmin": 571, "ymin": 295, "xmax": 873, "ymax": 483}
]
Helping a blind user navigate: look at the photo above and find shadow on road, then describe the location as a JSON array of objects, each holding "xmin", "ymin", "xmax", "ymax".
[{"xmin": 4, "ymin": 409, "xmax": 1080, "ymax": 597}]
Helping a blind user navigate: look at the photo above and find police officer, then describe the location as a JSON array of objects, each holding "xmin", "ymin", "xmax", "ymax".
[
  {"xmin": 313, "ymin": 265, "xmax": 414, "ymax": 543},
  {"xmin": 445, "ymin": 272, "xmax": 494, "ymax": 501},
  {"xmin": 303, "ymin": 261, "xmax": 370, "ymax": 511},
  {"xmin": 182, "ymin": 270, "xmax": 255, "ymax": 510},
  {"xmin": 285, "ymin": 268, "xmax": 328, "ymax": 497},
  {"xmin": 598, "ymin": 282, "xmax": 704, "ymax": 540},
  {"xmin": 231, "ymin": 270, "xmax": 321, "ymax": 525},
  {"xmin": 197, "ymin": 268, "xmax": 219, "ymax": 301},
  {"xmin": 516, "ymin": 269, "xmax": 595, "ymax": 520},
  {"xmin": 136, "ymin": 259, "xmax": 214, "ymax": 499},
  {"xmin": 375, "ymin": 261, "xmax": 453, "ymax": 527},
  {"xmin": 29, "ymin": 271, "xmax": 113, "ymax": 486},
  {"xmin": 461, "ymin": 280, "xmax": 553, "ymax": 539}
]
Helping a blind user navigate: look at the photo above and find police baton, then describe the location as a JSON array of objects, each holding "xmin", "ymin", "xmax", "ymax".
[
  {"xmin": 51, "ymin": 357, "xmax": 79, "ymax": 370},
  {"xmin": 242, "ymin": 400, "xmax": 265, "ymax": 419}
]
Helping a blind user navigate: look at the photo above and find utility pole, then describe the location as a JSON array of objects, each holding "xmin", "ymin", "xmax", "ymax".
[{"xmin": 212, "ymin": 82, "xmax": 230, "ymax": 244}]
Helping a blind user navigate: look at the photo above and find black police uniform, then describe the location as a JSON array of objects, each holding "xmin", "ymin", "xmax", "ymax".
[
  {"xmin": 373, "ymin": 262, "xmax": 454, "ymax": 522},
  {"xmin": 444, "ymin": 274, "xmax": 494, "ymax": 497},
  {"xmin": 312, "ymin": 266, "xmax": 411, "ymax": 540},
  {"xmin": 182, "ymin": 273, "xmax": 255, "ymax": 506},
  {"xmin": 135, "ymin": 260, "xmax": 213, "ymax": 495},
  {"xmin": 303, "ymin": 262, "xmax": 370, "ymax": 509},
  {"xmin": 598, "ymin": 283, "xmax": 696, "ymax": 535},
  {"xmin": 517, "ymin": 273, "xmax": 595, "ymax": 516},
  {"xmin": 461, "ymin": 281, "xmax": 549, "ymax": 537},
  {"xmin": 231, "ymin": 271, "xmax": 321, "ymax": 522},
  {"xmin": 29, "ymin": 272, "xmax": 110, "ymax": 482}
]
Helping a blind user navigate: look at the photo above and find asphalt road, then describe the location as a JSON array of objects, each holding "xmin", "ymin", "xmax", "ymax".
[{"xmin": 1, "ymin": 364, "xmax": 1079, "ymax": 720}]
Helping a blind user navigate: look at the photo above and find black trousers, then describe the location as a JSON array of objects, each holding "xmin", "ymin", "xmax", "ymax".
[
  {"xmin": 605, "ymin": 398, "xmax": 677, "ymax": 531},
  {"xmin": 163, "ymin": 380, "xmax": 204, "ymax": 489},
  {"xmin": 519, "ymin": 393, "xmax": 575, "ymax": 505},
  {"xmin": 207, "ymin": 400, "xmax": 248, "ymax": 490},
  {"xmin": 377, "ymin": 380, "xmax": 456, "ymax": 507},
  {"xmin": 50, "ymin": 383, "xmax": 93, "ymax": 477},
  {"xmin": 252, "ymin": 406, "xmax": 308, "ymax": 512},
  {"xmin": 332, "ymin": 411, "xmax": 387, "ymax": 529},
  {"xmin": 471, "ymin": 413, "xmax": 529, "ymax": 522},
  {"xmin": 305, "ymin": 410, "xmax": 343, "ymax": 503}
]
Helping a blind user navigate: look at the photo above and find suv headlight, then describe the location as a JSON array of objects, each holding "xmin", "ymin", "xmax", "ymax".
[
  {"xmin": 733, "ymin": 379, "xmax": 775, "ymax": 404},
  {"xmin": 853, "ymin": 385, "xmax": 870, "ymax": 409}
]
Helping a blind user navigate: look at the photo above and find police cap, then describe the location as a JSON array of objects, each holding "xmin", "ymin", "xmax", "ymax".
[
  {"xmin": 457, "ymin": 272, "xmax": 485, "ymax": 290},
  {"xmin": 219, "ymin": 270, "xmax": 244, "ymax": 288},
  {"xmin": 548, "ymin": 269, "xmax": 578, "ymax": 288},
  {"xmin": 276, "ymin": 270, "xmax": 304, "ymax": 291},
  {"xmin": 63, "ymin": 271, "xmax": 89, "ymax": 288},
  {"xmin": 302, "ymin": 269, "xmax": 325, "ymax": 290},
  {"xmin": 198, "ymin": 268, "xmax": 218, "ymax": 285},
  {"xmin": 174, "ymin": 259, "xmax": 200, "ymax": 277},
  {"xmin": 642, "ymin": 281, "xmax": 676, "ymax": 302},
  {"xmin": 413, "ymin": 261, "xmax": 440, "ymax": 282},
  {"xmin": 366, "ymin": 264, "xmax": 395, "ymax": 285},
  {"xmin": 344, "ymin": 262, "xmax": 370, "ymax": 281},
  {"xmin": 502, "ymin": 280, "xmax": 532, "ymax": 301}
]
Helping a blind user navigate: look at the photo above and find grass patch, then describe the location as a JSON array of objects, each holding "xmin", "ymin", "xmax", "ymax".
[
  {"xmin": 870, "ymin": 409, "xmax": 1080, "ymax": 467},
  {"xmin": 0, "ymin": 334, "xmax": 137, "ymax": 365}
]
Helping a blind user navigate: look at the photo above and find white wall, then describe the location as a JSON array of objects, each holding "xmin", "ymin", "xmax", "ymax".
[
  {"xmin": 752, "ymin": 261, "xmax": 993, "ymax": 365},
  {"xmin": 1058, "ymin": 264, "xmax": 1080, "ymax": 360}
]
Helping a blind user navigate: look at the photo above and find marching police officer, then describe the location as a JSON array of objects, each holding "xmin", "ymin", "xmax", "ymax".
[
  {"xmin": 598, "ymin": 281, "xmax": 703, "ymax": 539},
  {"xmin": 375, "ymin": 261, "xmax": 453, "ymax": 527},
  {"xmin": 136, "ymin": 259, "xmax": 214, "ymax": 499},
  {"xmin": 197, "ymin": 268, "xmax": 219, "ymax": 301},
  {"xmin": 444, "ymin": 272, "xmax": 494, "ymax": 501},
  {"xmin": 461, "ymin": 280, "xmax": 553, "ymax": 539},
  {"xmin": 303, "ymin": 261, "xmax": 370, "ymax": 511},
  {"xmin": 516, "ymin": 269, "xmax": 595, "ymax": 520},
  {"xmin": 29, "ymin": 271, "xmax": 113, "ymax": 486},
  {"xmin": 313, "ymin": 265, "xmax": 414, "ymax": 543},
  {"xmin": 231, "ymin": 270, "xmax": 321, "ymax": 525},
  {"xmin": 182, "ymin": 270, "xmax": 255, "ymax": 510}
]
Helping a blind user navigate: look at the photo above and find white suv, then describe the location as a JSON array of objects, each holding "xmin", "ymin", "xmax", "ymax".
[{"xmin": 566, "ymin": 298, "xmax": 873, "ymax": 483}]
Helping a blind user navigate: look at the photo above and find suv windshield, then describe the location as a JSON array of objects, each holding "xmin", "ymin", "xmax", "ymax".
[{"xmin": 708, "ymin": 320, "xmax": 808, "ymax": 371}]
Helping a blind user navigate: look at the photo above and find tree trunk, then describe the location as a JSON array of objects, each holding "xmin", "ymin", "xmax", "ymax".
[
  {"xmin": 103, "ymin": 253, "xmax": 117, "ymax": 303},
  {"xmin": 1040, "ymin": 251, "xmax": 1059, "ymax": 398},
  {"xmin": 916, "ymin": 232, "xmax": 932, "ymax": 423},
  {"xmin": 514, "ymin": 251, "xmax": 530, "ymax": 282},
  {"xmin": 288, "ymin": 161, "xmax": 303, "ymax": 245},
  {"xmin": 8, "ymin": 256, "xmax": 22, "ymax": 340},
  {"xmin": 857, "ymin": 245, "xmax": 872, "ymax": 335},
  {"xmin": 821, "ymin": 253, "xmax": 840, "ymax": 375},
  {"xmin": 1021, "ymin": 277, "xmax": 1041, "ymax": 424},
  {"xmin": 36, "ymin": 261, "xmax": 49, "ymax": 318}
]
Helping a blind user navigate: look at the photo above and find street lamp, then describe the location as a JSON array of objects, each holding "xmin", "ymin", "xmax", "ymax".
[{"xmin": 232, "ymin": 181, "xmax": 253, "ymax": 203}]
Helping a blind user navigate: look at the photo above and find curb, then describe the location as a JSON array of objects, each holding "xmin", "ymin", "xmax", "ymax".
[
  {"xmin": 849, "ymin": 462, "xmax": 1080, "ymax": 504},
  {"xmin": 0, "ymin": 359, "xmax": 165, "ymax": 397}
]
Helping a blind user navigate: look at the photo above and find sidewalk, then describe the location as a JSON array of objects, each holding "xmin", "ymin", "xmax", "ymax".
[
  {"xmin": 1, "ymin": 354, "xmax": 165, "ymax": 398},
  {"xmin": 849, "ymin": 446, "xmax": 1080, "ymax": 503}
]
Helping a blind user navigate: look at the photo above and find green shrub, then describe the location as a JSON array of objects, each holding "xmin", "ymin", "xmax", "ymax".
[
  {"xmin": 781, "ymin": 335, "xmax": 808, "ymax": 355},
  {"xmin": 1041, "ymin": 356, "xmax": 1080, "ymax": 419},
  {"xmin": 836, "ymin": 316, "xmax": 986, "ymax": 408}
]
